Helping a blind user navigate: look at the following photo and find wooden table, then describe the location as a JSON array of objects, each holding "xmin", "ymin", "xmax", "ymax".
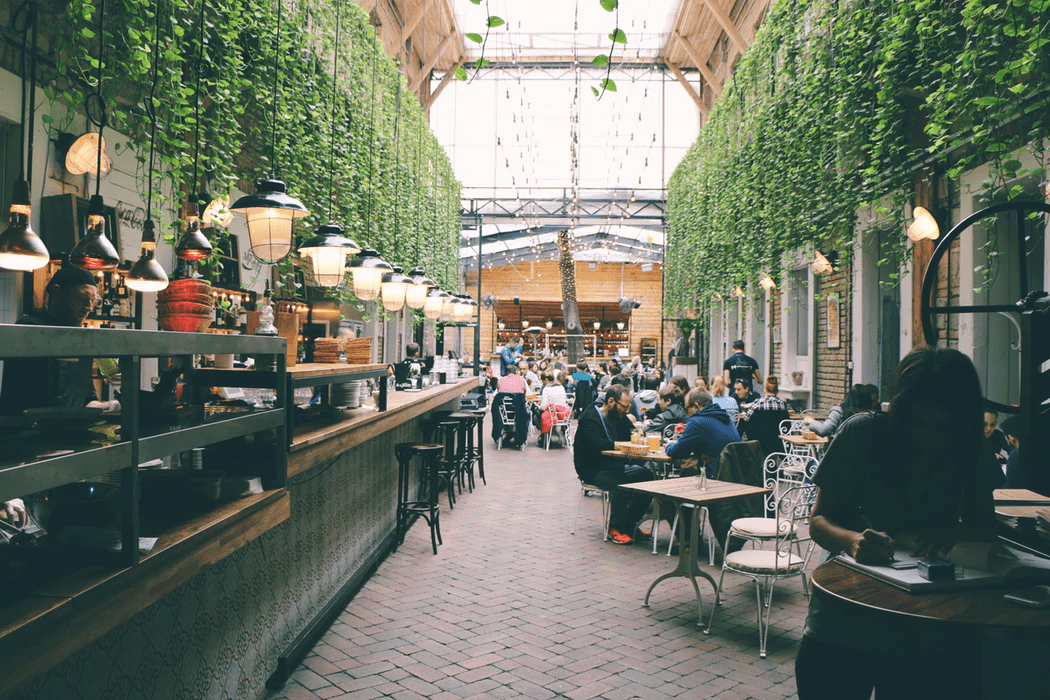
[
  {"xmin": 619, "ymin": 477, "xmax": 771, "ymax": 624},
  {"xmin": 602, "ymin": 449, "xmax": 672, "ymax": 463},
  {"xmin": 812, "ymin": 558, "xmax": 1050, "ymax": 699},
  {"xmin": 780, "ymin": 433, "xmax": 828, "ymax": 458}
]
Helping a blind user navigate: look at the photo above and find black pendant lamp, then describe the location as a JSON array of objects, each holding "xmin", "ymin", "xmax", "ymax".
[
  {"xmin": 68, "ymin": 0, "xmax": 119, "ymax": 272},
  {"xmin": 0, "ymin": 0, "xmax": 49, "ymax": 271},
  {"xmin": 297, "ymin": 0, "xmax": 359, "ymax": 287},
  {"xmin": 125, "ymin": 0, "xmax": 169, "ymax": 292},
  {"xmin": 173, "ymin": 0, "xmax": 213, "ymax": 262},
  {"xmin": 230, "ymin": 0, "xmax": 308, "ymax": 263}
]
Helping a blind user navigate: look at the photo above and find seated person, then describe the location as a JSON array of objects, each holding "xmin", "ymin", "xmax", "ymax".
[
  {"xmin": 666, "ymin": 388, "xmax": 741, "ymax": 477},
  {"xmin": 538, "ymin": 372, "xmax": 568, "ymax": 411},
  {"xmin": 693, "ymin": 376, "xmax": 709, "ymax": 391},
  {"xmin": 573, "ymin": 385, "xmax": 655, "ymax": 545},
  {"xmin": 1001, "ymin": 415, "xmax": 1024, "ymax": 488},
  {"xmin": 803, "ymin": 384, "xmax": 877, "ymax": 437},
  {"xmin": 733, "ymin": 379, "xmax": 761, "ymax": 412},
  {"xmin": 645, "ymin": 385, "xmax": 687, "ymax": 435},
  {"xmin": 668, "ymin": 374, "xmax": 690, "ymax": 396},
  {"xmin": 797, "ymin": 346, "xmax": 998, "ymax": 700},
  {"xmin": 571, "ymin": 361, "xmax": 594, "ymax": 386},
  {"xmin": 631, "ymin": 371, "xmax": 662, "ymax": 420},
  {"xmin": 497, "ymin": 365, "xmax": 526, "ymax": 393},
  {"xmin": 709, "ymin": 375, "xmax": 739, "ymax": 423},
  {"xmin": 740, "ymin": 376, "xmax": 788, "ymax": 422},
  {"xmin": 520, "ymin": 361, "xmax": 541, "ymax": 393},
  {"xmin": 405, "ymin": 341, "xmax": 420, "ymax": 360},
  {"xmin": 984, "ymin": 409, "xmax": 1011, "ymax": 464}
]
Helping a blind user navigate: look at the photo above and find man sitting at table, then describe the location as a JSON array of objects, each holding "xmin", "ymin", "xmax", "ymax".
[
  {"xmin": 666, "ymin": 389, "xmax": 741, "ymax": 477},
  {"xmin": 574, "ymin": 384, "xmax": 655, "ymax": 545},
  {"xmin": 733, "ymin": 379, "xmax": 761, "ymax": 412},
  {"xmin": 497, "ymin": 365, "xmax": 526, "ymax": 393}
]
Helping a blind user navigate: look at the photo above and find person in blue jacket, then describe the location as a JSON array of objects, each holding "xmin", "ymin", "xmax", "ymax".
[
  {"xmin": 666, "ymin": 388, "xmax": 741, "ymax": 477},
  {"xmin": 499, "ymin": 338, "xmax": 519, "ymax": 376}
]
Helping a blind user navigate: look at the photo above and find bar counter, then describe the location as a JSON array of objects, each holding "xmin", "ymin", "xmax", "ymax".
[{"xmin": 0, "ymin": 376, "xmax": 480, "ymax": 700}]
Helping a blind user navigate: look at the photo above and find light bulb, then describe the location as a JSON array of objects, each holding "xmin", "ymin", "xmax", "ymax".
[{"xmin": 907, "ymin": 206, "xmax": 940, "ymax": 242}]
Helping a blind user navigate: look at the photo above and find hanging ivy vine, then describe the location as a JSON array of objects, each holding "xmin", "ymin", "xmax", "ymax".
[
  {"xmin": 665, "ymin": 0, "xmax": 1050, "ymax": 320},
  {"xmin": 31, "ymin": 0, "xmax": 461, "ymax": 299}
]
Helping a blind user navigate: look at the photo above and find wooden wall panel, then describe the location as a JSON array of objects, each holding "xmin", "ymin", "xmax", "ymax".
[{"xmin": 463, "ymin": 260, "xmax": 665, "ymax": 361}]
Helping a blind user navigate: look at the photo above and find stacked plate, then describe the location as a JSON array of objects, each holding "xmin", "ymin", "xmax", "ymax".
[{"xmin": 331, "ymin": 380, "xmax": 363, "ymax": 408}]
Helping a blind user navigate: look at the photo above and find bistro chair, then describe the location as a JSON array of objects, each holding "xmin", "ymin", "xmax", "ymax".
[
  {"xmin": 705, "ymin": 483, "xmax": 818, "ymax": 658},
  {"xmin": 570, "ymin": 478, "xmax": 611, "ymax": 542},
  {"xmin": 544, "ymin": 404, "xmax": 572, "ymax": 451},
  {"xmin": 725, "ymin": 452, "xmax": 817, "ymax": 560},
  {"xmin": 779, "ymin": 418, "xmax": 804, "ymax": 437}
]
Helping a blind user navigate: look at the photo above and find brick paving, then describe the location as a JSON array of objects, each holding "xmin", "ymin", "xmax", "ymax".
[{"xmin": 266, "ymin": 435, "xmax": 810, "ymax": 699}]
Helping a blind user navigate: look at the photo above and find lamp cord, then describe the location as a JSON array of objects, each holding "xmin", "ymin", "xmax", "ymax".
[
  {"xmin": 364, "ymin": 19, "xmax": 378, "ymax": 244},
  {"xmin": 145, "ymin": 0, "xmax": 162, "ymax": 218},
  {"xmin": 270, "ymin": 0, "xmax": 283, "ymax": 177},
  {"xmin": 190, "ymin": 0, "xmax": 206, "ymax": 206},
  {"xmin": 13, "ymin": 0, "xmax": 30, "ymax": 182},
  {"xmin": 392, "ymin": 75, "xmax": 402, "ymax": 260},
  {"xmin": 92, "ymin": 0, "xmax": 106, "ymax": 198},
  {"xmin": 327, "ymin": 0, "xmax": 341, "ymax": 221}
]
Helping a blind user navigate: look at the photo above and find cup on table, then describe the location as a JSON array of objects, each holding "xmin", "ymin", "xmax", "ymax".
[{"xmin": 647, "ymin": 436, "xmax": 661, "ymax": 453}]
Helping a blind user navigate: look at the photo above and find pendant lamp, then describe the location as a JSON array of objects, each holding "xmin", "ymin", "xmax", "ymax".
[
  {"xmin": 64, "ymin": 132, "xmax": 111, "ymax": 177},
  {"xmin": 300, "ymin": 222, "xmax": 359, "ymax": 287},
  {"xmin": 424, "ymin": 288, "xmax": 448, "ymax": 320},
  {"xmin": 230, "ymin": 0, "xmax": 308, "ymax": 262},
  {"xmin": 68, "ymin": 0, "xmax": 119, "ymax": 272},
  {"xmin": 760, "ymin": 275, "xmax": 776, "ymax": 291},
  {"xmin": 380, "ymin": 264, "xmax": 410, "ymax": 312},
  {"xmin": 348, "ymin": 248, "xmax": 391, "ymax": 301},
  {"xmin": 440, "ymin": 292, "xmax": 457, "ymax": 322},
  {"xmin": 404, "ymin": 266, "xmax": 435, "ymax": 309},
  {"xmin": 907, "ymin": 206, "xmax": 940, "ymax": 242},
  {"xmin": 296, "ymin": 0, "xmax": 359, "ymax": 287},
  {"xmin": 201, "ymin": 192, "xmax": 234, "ymax": 228},
  {"xmin": 0, "ymin": 1, "xmax": 49, "ymax": 271},
  {"xmin": 175, "ymin": 198, "xmax": 212, "ymax": 261}
]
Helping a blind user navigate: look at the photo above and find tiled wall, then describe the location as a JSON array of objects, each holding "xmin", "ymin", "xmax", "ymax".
[{"xmin": 5, "ymin": 411, "xmax": 445, "ymax": 700}]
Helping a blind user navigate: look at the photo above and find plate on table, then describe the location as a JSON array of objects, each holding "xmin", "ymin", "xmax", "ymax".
[{"xmin": 25, "ymin": 407, "xmax": 104, "ymax": 428}]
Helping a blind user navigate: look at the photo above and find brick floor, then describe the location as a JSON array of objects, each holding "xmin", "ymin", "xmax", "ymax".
[{"xmin": 266, "ymin": 434, "xmax": 810, "ymax": 699}]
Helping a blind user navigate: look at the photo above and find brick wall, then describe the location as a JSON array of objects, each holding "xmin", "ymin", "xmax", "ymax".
[
  {"xmin": 769, "ymin": 290, "xmax": 781, "ymax": 379},
  {"xmin": 932, "ymin": 237, "xmax": 961, "ymax": 348},
  {"xmin": 813, "ymin": 269, "xmax": 851, "ymax": 410}
]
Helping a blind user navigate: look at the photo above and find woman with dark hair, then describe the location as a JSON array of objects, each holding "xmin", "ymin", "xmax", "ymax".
[
  {"xmin": 795, "ymin": 346, "xmax": 998, "ymax": 700},
  {"xmin": 803, "ymin": 384, "xmax": 878, "ymax": 437},
  {"xmin": 645, "ymin": 385, "xmax": 687, "ymax": 435}
]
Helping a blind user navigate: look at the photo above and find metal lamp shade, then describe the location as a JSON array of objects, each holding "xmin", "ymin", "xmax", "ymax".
[
  {"xmin": 65, "ymin": 132, "xmax": 111, "ymax": 177},
  {"xmin": 380, "ymin": 265, "xmax": 410, "ymax": 312},
  {"xmin": 424, "ymin": 289, "xmax": 448, "ymax": 320},
  {"xmin": 69, "ymin": 195, "xmax": 119, "ymax": 271},
  {"xmin": 230, "ymin": 179, "xmax": 309, "ymax": 263},
  {"xmin": 0, "ymin": 202, "xmax": 49, "ymax": 271},
  {"xmin": 174, "ymin": 213, "xmax": 213, "ymax": 261},
  {"xmin": 349, "ymin": 248, "xmax": 392, "ymax": 302},
  {"xmin": 299, "ymin": 223, "xmax": 360, "ymax": 288},
  {"xmin": 125, "ymin": 220, "xmax": 169, "ymax": 292}
]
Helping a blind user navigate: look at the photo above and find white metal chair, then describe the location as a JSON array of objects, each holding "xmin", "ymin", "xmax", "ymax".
[
  {"xmin": 705, "ymin": 483, "xmax": 818, "ymax": 657},
  {"xmin": 570, "ymin": 477, "xmax": 610, "ymax": 541},
  {"xmin": 544, "ymin": 404, "xmax": 572, "ymax": 450},
  {"xmin": 779, "ymin": 418, "xmax": 804, "ymax": 437},
  {"xmin": 495, "ymin": 394, "xmax": 523, "ymax": 451}
]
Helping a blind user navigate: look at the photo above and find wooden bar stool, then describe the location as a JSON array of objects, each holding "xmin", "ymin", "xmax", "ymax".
[
  {"xmin": 467, "ymin": 407, "xmax": 487, "ymax": 485},
  {"xmin": 394, "ymin": 442, "xmax": 445, "ymax": 554},
  {"xmin": 447, "ymin": 412, "xmax": 479, "ymax": 494}
]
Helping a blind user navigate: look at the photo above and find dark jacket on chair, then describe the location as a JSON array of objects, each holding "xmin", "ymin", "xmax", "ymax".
[
  {"xmin": 491, "ymin": 392, "xmax": 529, "ymax": 445},
  {"xmin": 572, "ymin": 379, "xmax": 595, "ymax": 418},
  {"xmin": 738, "ymin": 408, "xmax": 791, "ymax": 457},
  {"xmin": 573, "ymin": 404, "xmax": 632, "ymax": 483},
  {"xmin": 707, "ymin": 440, "xmax": 765, "ymax": 549}
]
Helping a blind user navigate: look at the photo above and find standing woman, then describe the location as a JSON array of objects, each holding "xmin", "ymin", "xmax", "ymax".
[{"xmin": 795, "ymin": 346, "xmax": 998, "ymax": 700}]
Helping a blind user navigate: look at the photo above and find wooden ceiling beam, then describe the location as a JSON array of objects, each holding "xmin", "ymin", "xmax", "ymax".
[
  {"xmin": 673, "ymin": 31, "xmax": 722, "ymax": 97},
  {"xmin": 401, "ymin": 0, "xmax": 430, "ymax": 43},
  {"xmin": 699, "ymin": 0, "xmax": 749, "ymax": 55},
  {"xmin": 424, "ymin": 57, "xmax": 460, "ymax": 115},
  {"xmin": 666, "ymin": 61, "xmax": 707, "ymax": 119},
  {"xmin": 411, "ymin": 33, "xmax": 454, "ymax": 93}
]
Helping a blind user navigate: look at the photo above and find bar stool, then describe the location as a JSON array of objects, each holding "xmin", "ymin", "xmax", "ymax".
[
  {"xmin": 394, "ymin": 442, "xmax": 444, "ymax": 554},
  {"xmin": 420, "ymin": 411, "xmax": 453, "ymax": 443},
  {"xmin": 447, "ymin": 412, "xmax": 479, "ymax": 494},
  {"xmin": 467, "ymin": 407, "xmax": 486, "ymax": 485},
  {"xmin": 432, "ymin": 418, "xmax": 461, "ymax": 508}
]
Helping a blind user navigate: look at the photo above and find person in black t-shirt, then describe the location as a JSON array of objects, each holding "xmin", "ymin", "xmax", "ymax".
[{"xmin": 722, "ymin": 340, "xmax": 762, "ymax": 391}]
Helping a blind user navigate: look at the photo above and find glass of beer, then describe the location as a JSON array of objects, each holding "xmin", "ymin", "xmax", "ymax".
[{"xmin": 647, "ymin": 436, "xmax": 661, "ymax": 453}]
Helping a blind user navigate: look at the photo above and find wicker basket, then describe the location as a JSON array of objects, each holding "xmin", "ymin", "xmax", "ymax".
[
  {"xmin": 158, "ymin": 300, "xmax": 214, "ymax": 316},
  {"xmin": 158, "ymin": 292, "xmax": 215, "ymax": 308},
  {"xmin": 157, "ymin": 313, "xmax": 212, "ymax": 333},
  {"xmin": 614, "ymin": 441, "xmax": 650, "ymax": 458}
]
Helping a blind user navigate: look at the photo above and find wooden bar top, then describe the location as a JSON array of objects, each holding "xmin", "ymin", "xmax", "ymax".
[
  {"xmin": 812, "ymin": 559, "xmax": 1050, "ymax": 631},
  {"xmin": 288, "ymin": 377, "xmax": 480, "ymax": 477}
]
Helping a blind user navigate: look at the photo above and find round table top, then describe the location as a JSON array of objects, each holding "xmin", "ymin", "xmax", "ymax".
[{"xmin": 811, "ymin": 560, "xmax": 1050, "ymax": 631}]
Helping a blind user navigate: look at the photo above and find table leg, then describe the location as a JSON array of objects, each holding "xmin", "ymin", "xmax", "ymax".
[{"xmin": 642, "ymin": 501, "xmax": 718, "ymax": 625}]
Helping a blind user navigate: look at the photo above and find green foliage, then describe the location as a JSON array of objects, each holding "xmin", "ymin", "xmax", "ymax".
[
  {"xmin": 57, "ymin": 0, "xmax": 461, "ymax": 297},
  {"xmin": 665, "ymin": 0, "xmax": 1050, "ymax": 320}
]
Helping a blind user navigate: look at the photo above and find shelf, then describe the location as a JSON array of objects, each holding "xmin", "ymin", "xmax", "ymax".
[
  {"xmin": 0, "ymin": 441, "xmax": 131, "ymax": 505},
  {"xmin": 0, "ymin": 325, "xmax": 286, "ymax": 359},
  {"xmin": 138, "ymin": 409, "xmax": 285, "ymax": 462}
]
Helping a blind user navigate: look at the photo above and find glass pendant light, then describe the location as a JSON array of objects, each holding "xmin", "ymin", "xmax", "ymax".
[
  {"xmin": 440, "ymin": 291, "xmax": 457, "ymax": 322},
  {"xmin": 201, "ymin": 192, "xmax": 234, "ymax": 228},
  {"xmin": 296, "ymin": 2, "xmax": 358, "ymax": 288},
  {"xmin": 0, "ymin": 2, "xmax": 49, "ymax": 272},
  {"xmin": 230, "ymin": 0, "xmax": 308, "ymax": 262},
  {"xmin": 349, "ymin": 248, "xmax": 391, "ymax": 301},
  {"xmin": 455, "ymin": 295, "xmax": 477, "ymax": 324},
  {"xmin": 424, "ymin": 288, "xmax": 448, "ymax": 320},
  {"xmin": 64, "ymin": 132, "xmax": 111, "ymax": 177},
  {"xmin": 68, "ymin": 0, "xmax": 119, "ymax": 272},
  {"xmin": 404, "ymin": 266, "xmax": 435, "ymax": 309},
  {"xmin": 907, "ymin": 205, "xmax": 940, "ymax": 242},
  {"xmin": 300, "ymin": 222, "xmax": 360, "ymax": 288},
  {"xmin": 380, "ymin": 264, "xmax": 410, "ymax": 312}
]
